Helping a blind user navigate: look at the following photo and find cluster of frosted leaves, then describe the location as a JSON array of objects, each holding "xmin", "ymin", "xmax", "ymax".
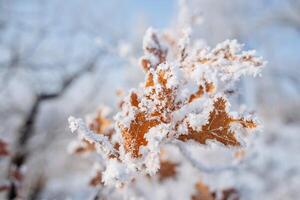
[
  {"xmin": 116, "ymin": 28, "xmax": 264, "ymax": 159},
  {"xmin": 68, "ymin": 110, "xmax": 178, "ymax": 187},
  {"xmin": 69, "ymin": 28, "xmax": 265, "ymax": 187}
]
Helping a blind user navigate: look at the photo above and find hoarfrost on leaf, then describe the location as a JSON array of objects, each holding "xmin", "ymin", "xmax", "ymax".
[{"xmin": 67, "ymin": 25, "xmax": 265, "ymax": 188}]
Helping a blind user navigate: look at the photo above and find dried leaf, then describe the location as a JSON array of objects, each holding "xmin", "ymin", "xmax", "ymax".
[
  {"xmin": 179, "ymin": 97, "xmax": 256, "ymax": 146},
  {"xmin": 158, "ymin": 160, "xmax": 178, "ymax": 181},
  {"xmin": 122, "ymin": 112, "xmax": 160, "ymax": 157}
]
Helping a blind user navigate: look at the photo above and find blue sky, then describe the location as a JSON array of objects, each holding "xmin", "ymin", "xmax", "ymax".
[{"xmin": 121, "ymin": 0, "xmax": 175, "ymax": 28}]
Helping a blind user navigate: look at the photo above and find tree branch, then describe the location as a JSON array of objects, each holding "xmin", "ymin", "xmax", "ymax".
[
  {"xmin": 6, "ymin": 49, "xmax": 105, "ymax": 200},
  {"xmin": 175, "ymin": 141, "xmax": 243, "ymax": 173}
]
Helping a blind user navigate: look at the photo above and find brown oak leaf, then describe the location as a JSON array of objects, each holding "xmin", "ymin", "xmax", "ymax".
[{"xmin": 179, "ymin": 97, "xmax": 256, "ymax": 146}]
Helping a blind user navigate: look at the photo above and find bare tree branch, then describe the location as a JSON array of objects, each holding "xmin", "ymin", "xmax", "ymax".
[{"xmin": 6, "ymin": 48, "xmax": 105, "ymax": 200}]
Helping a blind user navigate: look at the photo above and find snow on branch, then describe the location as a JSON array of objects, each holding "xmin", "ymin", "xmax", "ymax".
[
  {"xmin": 68, "ymin": 116, "xmax": 117, "ymax": 158},
  {"xmin": 175, "ymin": 140, "xmax": 243, "ymax": 173}
]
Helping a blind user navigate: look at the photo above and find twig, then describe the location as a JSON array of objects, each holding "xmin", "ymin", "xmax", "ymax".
[{"xmin": 175, "ymin": 140, "xmax": 241, "ymax": 173}]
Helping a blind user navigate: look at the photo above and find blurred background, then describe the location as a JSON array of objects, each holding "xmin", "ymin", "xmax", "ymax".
[{"xmin": 0, "ymin": 0, "xmax": 299, "ymax": 199}]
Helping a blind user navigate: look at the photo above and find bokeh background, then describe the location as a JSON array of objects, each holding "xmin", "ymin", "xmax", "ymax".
[{"xmin": 0, "ymin": 0, "xmax": 299, "ymax": 199}]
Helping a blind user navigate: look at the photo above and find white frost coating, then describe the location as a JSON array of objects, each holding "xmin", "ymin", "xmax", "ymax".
[
  {"xmin": 186, "ymin": 113, "xmax": 208, "ymax": 132},
  {"xmin": 102, "ymin": 159, "xmax": 129, "ymax": 187},
  {"xmin": 181, "ymin": 39, "xmax": 266, "ymax": 90},
  {"xmin": 229, "ymin": 115, "xmax": 261, "ymax": 147},
  {"xmin": 164, "ymin": 64, "xmax": 181, "ymax": 89},
  {"xmin": 172, "ymin": 97, "xmax": 212, "ymax": 123},
  {"xmin": 186, "ymin": 98, "xmax": 213, "ymax": 132},
  {"xmin": 145, "ymin": 125, "xmax": 169, "ymax": 151},
  {"xmin": 114, "ymin": 91, "xmax": 137, "ymax": 129},
  {"xmin": 210, "ymin": 40, "xmax": 265, "ymax": 82},
  {"xmin": 175, "ymin": 141, "xmax": 241, "ymax": 173},
  {"xmin": 143, "ymin": 27, "xmax": 157, "ymax": 50},
  {"xmin": 229, "ymin": 121, "xmax": 247, "ymax": 147},
  {"xmin": 69, "ymin": 116, "xmax": 80, "ymax": 133},
  {"xmin": 143, "ymin": 124, "xmax": 170, "ymax": 175},
  {"xmin": 68, "ymin": 116, "xmax": 116, "ymax": 157},
  {"xmin": 177, "ymin": 27, "xmax": 191, "ymax": 61},
  {"xmin": 141, "ymin": 27, "xmax": 167, "ymax": 68},
  {"xmin": 143, "ymin": 151, "xmax": 160, "ymax": 176},
  {"xmin": 178, "ymin": 28, "xmax": 191, "ymax": 50}
]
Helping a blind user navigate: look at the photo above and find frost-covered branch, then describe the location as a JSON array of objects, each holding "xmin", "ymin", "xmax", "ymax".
[
  {"xmin": 175, "ymin": 141, "xmax": 240, "ymax": 173},
  {"xmin": 68, "ymin": 116, "xmax": 117, "ymax": 158},
  {"xmin": 67, "ymin": 25, "xmax": 265, "ymax": 190}
]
